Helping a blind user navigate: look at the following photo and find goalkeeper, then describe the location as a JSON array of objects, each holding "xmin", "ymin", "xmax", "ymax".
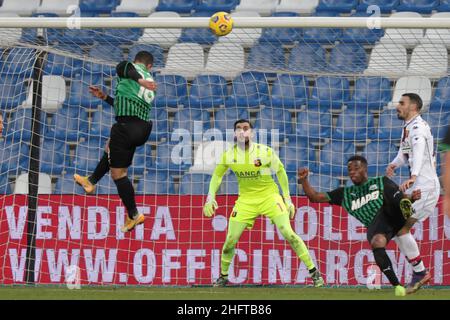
[
  {"xmin": 74, "ymin": 51, "xmax": 156, "ymax": 233},
  {"xmin": 298, "ymin": 155, "xmax": 421, "ymax": 296},
  {"xmin": 203, "ymin": 119, "xmax": 324, "ymax": 287}
]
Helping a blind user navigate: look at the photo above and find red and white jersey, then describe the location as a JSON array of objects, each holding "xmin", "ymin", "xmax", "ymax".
[{"xmin": 391, "ymin": 115, "xmax": 439, "ymax": 189}]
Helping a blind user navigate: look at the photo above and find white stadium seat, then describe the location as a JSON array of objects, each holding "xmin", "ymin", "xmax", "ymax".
[
  {"xmin": 0, "ymin": 13, "xmax": 22, "ymax": 45},
  {"xmin": 407, "ymin": 44, "xmax": 448, "ymax": 78},
  {"xmin": 0, "ymin": 0, "xmax": 40, "ymax": 16},
  {"xmin": 364, "ymin": 43, "xmax": 408, "ymax": 78},
  {"xmin": 22, "ymin": 76, "xmax": 66, "ymax": 112},
  {"xmin": 235, "ymin": 0, "xmax": 279, "ymax": 16},
  {"xmin": 115, "ymin": 0, "xmax": 158, "ymax": 16},
  {"xmin": 36, "ymin": 0, "xmax": 80, "ymax": 16},
  {"xmin": 161, "ymin": 43, "xmax": 205, "ymax": 79},
  {"xmin": 204, "ymin": 43, "xmax": 245, "ymax": 79},
  {"xmin": 189, "ymin": 141, "xmax": 233, "ymax": 174},
  {"xmin": 138, "ymin": 11, "xmax": 182, "ymax": 48},
  {"xmin": 387, "ymin": 76, "xmax": 432, "ymax": 111},
  {"xmin": 276, "ymin": 0, "xmax": 319, "ymax": 14},
  {"xmin": 218, "ymin": 11, "xmax": 262, "ymax": 48},
  {"xmin": 421, "ymin": 12, "xmax": 450, "ymax": 48},
  {"xmin": 14, "ymin": 173, "xmax": 52, "ymax": 195},
  {"xmin": 380, "ymin": 12, "xmax": 424, "ymax": 48}
]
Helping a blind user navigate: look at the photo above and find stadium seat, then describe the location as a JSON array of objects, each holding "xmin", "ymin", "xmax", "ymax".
[
  {"xmin": 254, "ymin": 107, "xmax": 293, "ymax": 142},
  {"xmin": 270, "ymin": 74, "xmax": 308, "ymax": 110},
  {"xmin": 138, "ymin": 12, "xmax": 182, "ymax": 48},
  {"xmin": 437, "ymin": 0, "xmax": 450, "ymax": 11},
  {"xmin": 4, "ymin": 107, "xmax": 46, "ymax": 141},
  {"xmin": 85, "ymin": 45, "xmax": 124, "ymax": 76},
  {"xmin": 387, "ymin": 76, "xmax": 432, "ymax": 111},
  {"xmin": 156, "ymin": 0, "xmax": 196, "ymax": 13},
  {"xmin": 288, "ymin": 44, "xmax": 327, "ymax": 73},
  {"xmin": 204, "ymin": 43, "xmax": 245, "ymax": 79},
  {"xmin": 3, "ymin": 48, "xmax": 35, "ymax": 78},
  {"xmin": 136, "ymin": 171, "xmax": 174, "ymax": 194},
  {"xmin": 247, "ymin": 43, "xmax": 286, "ymax": 73},
  {"xmin": 346, "ymin": 77, "xmax": 392, "ymax": 112},
  {"xmin": 0, "ymin": 13, "xmax": 22, "ymax": 46},
  {"xmin": 375, "ymin": 109, "xmax": 403, "ymax": 140},
  {"xmin": 294, "ymin": 107, "xmax": 333, "ymax": 142},
  {"xmin": 333, "ymin": 109, "xmax": 376, "ymax": 141},
  {"xmin": 219, "ymin": 173, "xmax": 239, "ymax": 195},
  {"xmin": 70, "ymin": 139, "xmax": 106, "ymax": 175},
  {"xmin": 276, "ymin": 0, "xmax": 319, "ymax": 14},
  {"xmin": 259, "ymin": 12, "xmax": 302, "ymax": 45},
  {"xmin": 234, "ymin": 0, "xmax": 278, "ymax": 16},
  {"xmin": 79, "ymin": 0, "xmax": 118, "ymax": 14},
  {"xmin": 179, "ymin": 173, "xmax": 211, "ymax": 195},
  {"xmin": 54, "ymin": 173, "xmax": 85, "ymax": 194},
  {"xmin": 45, "ymin": 106, "xmax": 89, "ymax": 142},
  {"xmin": 0, "ymin": 76, "xmax": 28, "ymax": 110},
  {"xmin": 189, "ymin": 141, "xmax": 232, "ymax": 174},
  {"xmin": 0, "ymin": 0, "xmax": 40, "ymax": 16},
  {"xmin": 58, "ymin": 28, "xmax": 95, "ymax": 46},
  {"xmin": 129, "ymin": 143, "xmax": 154, "ymax": 176},
  {"xmin": 300, "ymin": 173, "xmax": 340, "ymax": 194},
  {"xmin": 287, "ymin": 174, "xmax": 299, "ymax": 195},
  {"xmin": 115, "ymin": 0, "xmax": 158, "ymax": 16},
  {"xmin": 357, "ymin": 0, "xmax": 399, "ymax": 13},
  {"xmin": 153, "ymin": 74, "xmax": 188, "ymax": 108},
  {"xmin": 279, "ymin": 140, "xmax": 315, "ymax": 173},
  {"xmin": 36, "ymin": 0, "xmax": 80, "ymax": 16},
  {"xmin": 218, "ymin": 11, "xmax": 262, "ymax": 48},
  {"xmin": 161, "ymin": 43, "xmax": 205, "ymax": 79},
  {"xmin": 302, "ymin": 11, "xmax": 342, "ymax": 44},
  {"xmin": 225, "ymin": 72, "xmax": 270, "ymax": 108},
  {"xmin": 22, "ymin": 75, "xmax": 66, "ymax": 112},
  {"xmin": 362, "ymin": 141, "xmax": 399, "ymax": 175},
  {"xmin": 187, "ymin": 75, "xmax": 228, "ymax": 109},
  {"xmin": 341, "ymin": 12, "xmax": 385, "ymax": 45},
  {"xmin": 128, "ymin": 44, "xmax": 165, "ymax": 70},
  {"xmin": 316, "ymin": 0, "xmax": 358, "ymax": 13},
  {"xmin": 20, "ymin": 12, "xmax": 61, "ymax": 44},
  {"xmin": 429, "ymin": 77, "xmax": 450, "ymax": 113},
  {"xmin": 40, "ymin": 139, "xmax": 69, "ymax": 175},
  {"xmin": 103, "ymin": 11, "xmax": 143, "ymax": 45},
  {"xmin": 14, "ymin": 172, "xmax": 52, "ymax": 194},
  {"xmin": 179, "ymin": 11, "xmax": 217, "ymax": 45},
  {"xmin": 148, "ymin": 107, "xmax": 169, "ymax": 142},
  {"xmin": 0, "ymin": 173, "xmax": 11, "ymax": 194},
  {"xmin": 95, "ymin": 175, "xmax": 119, "ymax": 195},
  {"xmin": 317, "ymin": 140, "xmax": 356, "ymax": 175},
  {"xmin": 195, "ymin": 0, "xmax": 239, "ymax": 12},
  {"xmin": 397, "ymin": 0, "xmax": 439, "ymax": 14},
  {"xmin": 172, "ymin": 109, "xmax": 210, "ymax": 140},
  {"xmin": 407, "ymin": 44, "xmax": 448, "ymax": 78},
  {"xmin": 90, "ymin": 106, "xmax": 116, "ymax": 139},
  {"xmin": 421, "ymin": 13, "xmax": 450, "ymax": 48},
  {"xmin": 422, "ymin": 112, "xmax": 450, "ymax": 140},
  {"xmin": 364, "ymin": 43, "xmax": 408, "ymax": 77},
  {"xmin": 328, "ymin": 43, "xmax": 367, "ymax": 74},
  {"xmin": 43, "ymin": 45, "xmax": 83, "ymax": 77},
  {"xmin": 66, "ymin": 75, "xmax": 106, "ymax": 109},
  {"xmin": 154, "ymin": 142, "xmax": 192, "ymax": 173},
  {"xmin": 380, "ymin": 12, "xmax": 424, "ymax": 48},
  {"xmin": 213, "ymin": 107, "xmax": 249, "ymax": 134},
  {"xmin": 308, "ymin": 76, "xmax": 350, "ymax": 111},
  {"xmin": 0, "ymin": 140, "xmax": 29, "ymax": 174}
]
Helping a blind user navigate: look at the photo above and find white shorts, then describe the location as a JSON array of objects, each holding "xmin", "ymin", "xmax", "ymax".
[{"xmin": 408, "ymin": 182, "xmax": 440, "ymax": 221}]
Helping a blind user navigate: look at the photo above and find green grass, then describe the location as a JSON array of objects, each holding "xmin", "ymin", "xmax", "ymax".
[{"xmin": 0, "ymin": 286, "xmax": 449, "ymax": 300}]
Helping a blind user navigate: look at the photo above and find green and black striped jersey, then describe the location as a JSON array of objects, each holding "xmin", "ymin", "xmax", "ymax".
[{"xmin": 326, "ymin": 176, "xmax": 389, "ymax": 227}]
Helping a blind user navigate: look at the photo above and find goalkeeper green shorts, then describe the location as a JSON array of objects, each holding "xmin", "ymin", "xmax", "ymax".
[{"xmin": 230, "ymin": 194, "xmax": 288, "ymax": 229}]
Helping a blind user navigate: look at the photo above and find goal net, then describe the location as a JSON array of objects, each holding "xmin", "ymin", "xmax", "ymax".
[{"xmin": 0, "ymin": 11, "xmax": 449, "ymax": 287}]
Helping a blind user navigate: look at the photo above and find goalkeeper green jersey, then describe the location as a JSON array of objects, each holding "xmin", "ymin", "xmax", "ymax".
[
  {"xmin": 209, "ymin": 143, "xmax": 289, "ymax": 200},
  {"xmin": 114, "ymin": 63, "xmax": 155, "ymax": 121}
]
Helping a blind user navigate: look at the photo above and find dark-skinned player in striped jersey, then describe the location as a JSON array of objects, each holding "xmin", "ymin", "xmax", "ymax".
[
  {"xmin": 298, "ymin": 155, "xmax": 422, "ymax": 296},
  {"xmin": 74, "ymin": 51, "xmax": 156, "ymax": 233}
]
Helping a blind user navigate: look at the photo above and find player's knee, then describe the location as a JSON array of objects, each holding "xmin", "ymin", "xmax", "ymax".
[
  {"xmin": 370, "ymin": 234, "xmax": 387, "ymax": 249},
  {"xmin": 111, "ymin": 168, "xmax": 127, "ymax": 180}
]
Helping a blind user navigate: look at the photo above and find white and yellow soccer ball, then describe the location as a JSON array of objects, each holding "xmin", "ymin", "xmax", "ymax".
[{"xmin": 209, "ymin": 11, "xmax": 233, "ymax": 36}]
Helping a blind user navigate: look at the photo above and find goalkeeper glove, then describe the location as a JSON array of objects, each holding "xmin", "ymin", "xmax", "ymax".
[
  {"xmin": 203, "ymin": 195, "xmax": 218, "ymax": 217},
  {"xmin": 285, "ymin": 197, "xmax": 296, "ymax": 219}
]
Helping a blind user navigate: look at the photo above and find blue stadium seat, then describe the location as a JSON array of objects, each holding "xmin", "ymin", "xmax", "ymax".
[
  {"xmin": 79, "ymin": 0, "xmax": 118, "ymax": 13},
  {"xmin": 136, "ymin": 171, "xmax": 174, "ymax": 194},
  {"xmin": 85, "ymin": 45, "xmax": 124, "ymax": 76},
  {"xmin": 0, "ymin": 76, "xmax": 28, "ymax": 110},
  {"xmin": 148, "ymin": 107, "xmax": 169, "ymax": 142},
  {"xmin": 288, "ymin": 174, "xmax": 298, "ymax": 195},
  {"xmin": 45, "ymin": 106, "xmax": 89, "ymax": 142},
  {"xmin": 357, "ymin": 0, "xmax": 399, "ymax": 13},
  {"xmin": 247, "ymin": 43, "xmax": 285, "ymax": 72},
  {"xmin": 213, "ymin": 107, "xmax": 248, "ymax": 140},
  {"xmin": 90, "ymin": 106, "xmax": 116, "ymax": 139},
  {"xmin": 302, "ymin": 11, "xmax": 342, "ymax": 44},
  {"xmin": 316, "ymin": 0, "xmax": 358, "ymax": 12},
  {"xmin": 429, "ymin": 77, "xmax": 450, "ymax": 113},
  {"xmin": 155, "ymin": 142, "xmax": 192, "ymax": 173},
  {"xmin": 3, "ymin": 48, "xmax": 35, "ymax": 78},
  {"xmin": 318, "ymin": 140, "xmax": 356, "ymax": 175},
  {"xmin": 179, "ymin": 11, "xmax": 217, "ymax": 45},
  {"xmin": 102, "ymin": 12, "xmax": 143, "ymax": 45},
  {"xmin": 333, "ymin": 109, "xmax": 376, "ymax": 141},
  {"xmin": 375, "ymin": 109, "xmax": 403, "ymax": 140},
  {"xmin": 341, "ymin": 12, "xmax": 385, "ymax": 44},
  {"xmin": 40, "ymin": 139, "xmax": 70, "ymax": 175},
  {"xmin": 96, "ymin": 175, "xmax": 119, "ymax": 195},
  {"xmin": 271, "ymin": 74, "xmax": 308, "ymax": 110},
  {"xmin": 225, "ymin": 72, "xmax": 270, "ymax": 108},
  {"xmin": 21, "ymin": 13, "xmax": 61, "ymax": 44},
  {"xmin": 294, "ymin": 107, "xmax": 333, "ymax": 141},
  {"xmin": 172, "ymin": 109, "xmax": 210, "ymax": 141},
  {"xmin": 43, "ymin": 45, "xmax": 83, "ymax": 77},
  {"xmin": 328, "ymin": 44, "xmax": 367, "ymax": 74},
  {"xmin": 67, "ymin": 75, "xmax": 106, "ymax": 109},
  {"xmin": 288, "ymin": 44, "xmax": 327, "ymax": 73},
  {"xmin": 4, "ymin": 108, "xmax": 46, "ymax": 141},
  {"xmin": 70, "ymin": 139, "xmax": 105, "ymax": 175},
  {"xmin": 397, "ymin": 0, "xmax": 439, "ymax": 14},
  {"xmin": 259, "ymin": 12, "xmax": 302, "ymax": 45},
  {"xmin": 437, "ymin": 0, "xmax": 450, "ymax": 11},
  {"xmin": 154, "ymin": 74, "xmax": 188, "ymax": 108},
  {"xmin": 187, "ymin": 75, "xmax": 228, "ymax": 109},
  {"xmin": 346, "ymin": 77, "xmax": 391, "ymax": 112},
  {"xmin": 195, "ymin": 0, "xmax": 239, "ymax": 12},
  {"xmin": 0, "ymin": 140, "xmax": 29, "ymax": 174},
  {"xmin": 219, "ymin": 173, "xmax": 239, "ymax": 195},
  {"xmin": 300, "ymin": 173, "xmax": 340, "ymax": 194},
  {"xmin": 156, "ymin": 0, "xmax": 197, "ymax": 13},
  {"xmin": 0, "ymin": 173, "xmax": 11, "ymax": 194},
  {"xmin": 279, "ymin": 140, "xmax": 315, "ymax": 174},
  {"xmin": 129, "ymin": 143, "xmax": 154, "ymax": 176},
  {"xmin": 179, "ymin": 173, "xmax": 211, "ymax": 195},
  {"xmin": 362, "ymin": 141, "xmax": 399, "ymax": 176},
  {"xmin": 308, "ymin": 76, "xmax": 350, "ymax": 111},
  {"xmin": 128, "ymin": 44, "xmax": 165, "ymax": 70},
  {"xmin": 54, "ymin": 174, "xmax": 86, "ymax": 194},
  {"xmin": 422, "ymin": 112, "xmax": 450, "ymax": 140},
  {"xmin": 254, "ymin": 107, "xmax": 293, "ymax": 141}
]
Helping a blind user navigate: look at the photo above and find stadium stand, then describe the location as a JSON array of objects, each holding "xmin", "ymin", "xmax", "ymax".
[
  {"xmin": 316, "ymin": 0, "xmax": 358, "ymax": 13},
  {"xmin": 276, "ymin": 0, "xmax": 319, "ymax": 14},
  {"xmin": 138, "ymin": 11, "xmax": 182, "ymax": 48},
  {"xmin": 187, "ymin": 75, "xmax": 228, "ymax": 109},
  {"xmin": 218, "ymin": 11, "xmax": 262, "ymax": 48},
  {"xmin": 288, "ymin": 44, "xmax": 327, "ymax": 73},
  {"xmin": 235, "ymin": 0, "xmax": 279, "ymax": 16},
  {"xmin": 136, "ymin": 171, "xmax": 174, "ymax": 194},
  {"xmin": 0, "ymin": 0, "xmax": 40, "ymax": 16},
  {"xmin": 156, "ymin": 0, "xmax": 197, "ymax": 13},
  {"xmin": 270, "ymin": 74, "xmax": 308, "ymax": 110},
  {"xmin": 203, "ymin": 43, "xmax": 245, "ymax": 79},
  {"xmin": 259, "ymin": 12, "xmax": 302, "ymax": 45},
  {"xmin": 114, "ymin": 0, "xmax": 159, "ymax": 16},
  {"xmin": 161, "ymin": 42, "xmax": 205, "ymax": 79}
]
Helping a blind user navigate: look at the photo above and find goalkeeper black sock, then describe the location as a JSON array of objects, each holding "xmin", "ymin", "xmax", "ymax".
[
  {"xmin": 89, "ymin": 152, "xmax": 110, "ymax": 185},
  {"xmin": 114, "ymin": 176, "xmax": 138, "ymax": 219},
  {"xmin": 373, "ymin": 247, "xmax": 400, "ymax": 286},
  {"xmin": 308, "ymin": 267, "xmax": 317, "ymax": 274}
]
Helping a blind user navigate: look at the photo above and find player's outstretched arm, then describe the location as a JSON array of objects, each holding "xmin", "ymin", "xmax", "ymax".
[
  {"xmin": 203, "ymin": 161, "xmax": 228, "ymax": 217},
  {"xmin": 89, "ymin": 86, "xmax": 114, "ymax": 106},
  {"xmin": 298, "ymin": 168, "xmax": 331, "ymax": 203}
]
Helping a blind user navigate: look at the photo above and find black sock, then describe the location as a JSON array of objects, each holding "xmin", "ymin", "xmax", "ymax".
[
  {"xmin": 308, "ymin": 267, "xmax": 317, "ymax": 274},
  {"xmin": 89, "ymin": 152, "xmax": 110, "ymax": 185},
  {"xmin": 373, "ymin": 247, "xmax": 400, "ymax": 286},
  {"xmin": 114, "ymin": 176, "xmax": 138, "ymax": 219}
]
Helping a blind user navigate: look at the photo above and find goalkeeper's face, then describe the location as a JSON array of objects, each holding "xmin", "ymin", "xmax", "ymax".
[
  {"xmin": 234, "ymin": 122, "xmax": 253, "ymax": 144},
  {"xmin": 347, "ymin": 160, "xmax": 368, "ymax": 185}
]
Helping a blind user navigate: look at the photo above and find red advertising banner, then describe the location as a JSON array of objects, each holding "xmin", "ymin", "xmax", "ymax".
[{"xmin": 0, "ymin": 195, "xmax": 449, "ymax": 286}]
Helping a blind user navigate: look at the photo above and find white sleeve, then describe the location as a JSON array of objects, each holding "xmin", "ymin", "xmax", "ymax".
[
  {"xmin": 410, "ymin": 132, "xmax": 427, "ymax": 177},
  {"xmin": 391, "ymin": 147, "xmax": 407, "ymax": 167}
]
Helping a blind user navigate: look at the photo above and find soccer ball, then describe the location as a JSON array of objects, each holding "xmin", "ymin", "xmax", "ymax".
[{"xmin": 209, "ymin": 12, "xmax": 233, "ymax": 36}]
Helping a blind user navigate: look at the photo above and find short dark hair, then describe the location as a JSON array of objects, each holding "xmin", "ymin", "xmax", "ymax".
[
  {"xmin": 402, "ymin": 93, "xmax": 423, "ymax": 111},
  {"xmin": 134, "ymin": 51, "xmax": 153, "ymax": 66},
  {"xmin": 233, "ymin": 119, "xmax": 253, "ymax": 130},
  {"xmin": 347, "ymin": 155, "xmax": 368, "ymax": 166}
]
